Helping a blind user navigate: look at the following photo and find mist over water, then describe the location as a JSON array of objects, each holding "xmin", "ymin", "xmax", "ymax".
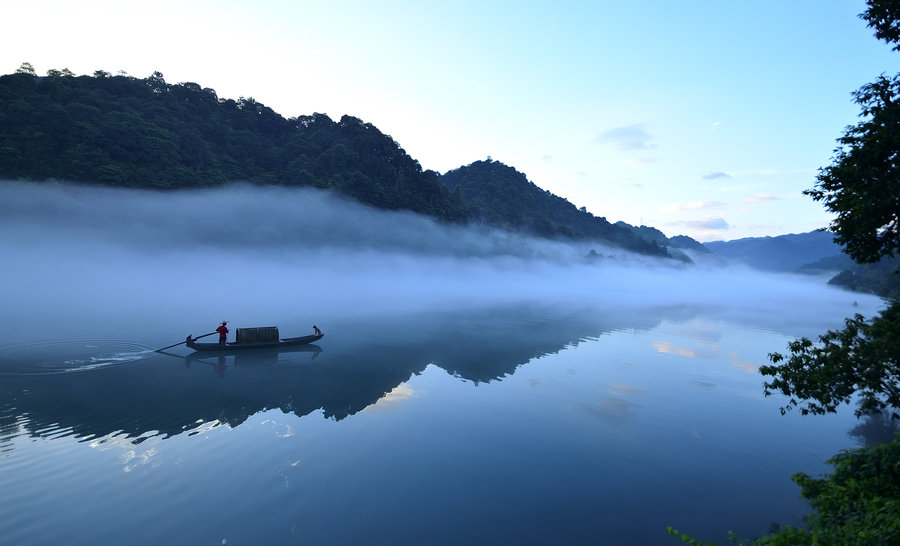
[
  {"xmin": 0, "ymin": 180, "xmax": 882, "ymax": 345},
  {"xmin": 1, "ymin": 180, "xmax": 889, "ymax": 545}
]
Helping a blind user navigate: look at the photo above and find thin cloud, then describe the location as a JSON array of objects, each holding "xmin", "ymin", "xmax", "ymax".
[
  {"xmin": 693, "ymin": 217, "xmax": 730, "ymax": 230},
  {"xmin": 652, "ymin": 341, "xmax": 699, "ymax": 358},
  {"xmin": 666, "ymin": 216, "xmax": 736, "ymax": 242},
  {"xmin": 671, "ymin": 217, "xmax": 731, "ymax": 230},
  {"xmin": 730, "ymin": 354, "xmax": 759, "ymax": 373},
  {"xmin": 730, "ymin": 167, "xmax": 816, "ymax": 177},
  {"xmin": 623, "ymin": 157, "xmax": 657, "ymax": 167},
  {"xmin": 596, "ymin": 123, "xmax": 655, "ymax": 151},
  {"xmin": 661, "ymin": 201, "xmax": 728, "ymax": 213},
  {"xmin": 702, "ymin": 172, "xmax": 731, "ymax": 180},
  {"xmin": 363, "ymin": 383, "xmax": 417, "ymax": 412},
  {"xmin": 742, "ymin": 193, "xmax": 778, "ymax": 203}
]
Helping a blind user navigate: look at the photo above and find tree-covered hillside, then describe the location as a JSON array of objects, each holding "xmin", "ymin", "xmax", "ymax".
[
  {"xmin": 0, "ymin": 66, "xmax": 682, "ymax": 256},
  {"xmin": 827, "ymin": 255, "xmax": 900, "ymax": 299},
  {"xmin": 0, "ymin": 69, "xmax": 466, "ymax": 222},
  {"xmin": 442, "ymin": 160, "xmax": 670, "ymax": 257}
]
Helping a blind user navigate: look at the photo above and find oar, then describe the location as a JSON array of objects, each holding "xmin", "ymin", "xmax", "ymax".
[{"xmin": 154, "ymin": 331, "xmax": 216, "ymax": 352}]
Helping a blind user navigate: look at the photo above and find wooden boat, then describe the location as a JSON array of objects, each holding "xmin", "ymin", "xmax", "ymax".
[{"xmin": 185, "ymin": 326, "xmax": 323, "ymax": 352}]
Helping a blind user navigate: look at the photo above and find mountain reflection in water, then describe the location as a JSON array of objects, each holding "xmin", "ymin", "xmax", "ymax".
[
  {"xmin": 0, "ymin": 301, "xmax": 884, "ymax": 545},
  {"xmin": 0, "ymin": 304, "xmax": 668, "ymax": 443}
]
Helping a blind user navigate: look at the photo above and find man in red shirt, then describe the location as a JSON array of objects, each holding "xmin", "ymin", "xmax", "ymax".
[{"xmin": 216, "ymin": 321, "xmax": 229, "ymax": 346}]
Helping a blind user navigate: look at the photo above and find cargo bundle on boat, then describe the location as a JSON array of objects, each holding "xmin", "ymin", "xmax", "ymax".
[{"xmin": 236, "ymin": 326, "xmax": 280, "ymax": 344}]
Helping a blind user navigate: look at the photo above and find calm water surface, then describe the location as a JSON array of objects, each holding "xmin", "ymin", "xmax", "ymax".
[{"xmin": 0, "ymin": 302, "xmax": 886, "ymax": 545}]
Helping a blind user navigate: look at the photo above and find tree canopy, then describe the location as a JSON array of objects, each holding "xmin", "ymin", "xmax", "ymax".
[
  {"xmin": 0, "ymin": 68, "xmax": 467, "ymax": 222},
  {"xmin": 0, "ymin": 67, "xmax": 681, "ymax": 256},
  {"xmin": 762, "ymin": 0, "xmax": 900, "ymax": 421},
  {"xmin": 807, "ymin": 74, "xmax": 900, "ymax": 263},
  {"xmin": 442, "ymin": 160, "xmax": 671, "ymax": 257},
  {"xmin": 762, "ymin": 304, "xmax": 900, "ymax": 419},
  {"xmin": 804, "ymin": 2, "xmax": 900, "ymax": 264}
]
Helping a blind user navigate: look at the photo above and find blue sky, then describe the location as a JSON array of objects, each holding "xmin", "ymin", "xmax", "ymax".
[{"xmin": 4, "ymin": 1, "xmax": 897, "ymax": 241}]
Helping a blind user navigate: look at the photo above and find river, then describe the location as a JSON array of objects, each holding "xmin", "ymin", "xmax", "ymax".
[{"xmin": 0, "ymin": 182, "xmax": 888, "ymax": 544}]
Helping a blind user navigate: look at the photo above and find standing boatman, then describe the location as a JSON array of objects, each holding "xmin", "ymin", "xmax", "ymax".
[{"xmin": 216, "ymin": 321, "xmax": 229, "ymax": 346}]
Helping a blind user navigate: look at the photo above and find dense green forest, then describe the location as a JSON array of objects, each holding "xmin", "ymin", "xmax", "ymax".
[
  {"xmin": 828, "ymin": 255, "xmax": 900, "ymax": 299},
  {"xmin": 0, "ymin": 66, "xmax": 676, "ymax": 257},
  {"xmin": 0, "ymin": 67, "xmax": 466, "ymax": 222},
  {"xmin": 442, "ymin": 160, "xmax": 669, "ymax": 256}
]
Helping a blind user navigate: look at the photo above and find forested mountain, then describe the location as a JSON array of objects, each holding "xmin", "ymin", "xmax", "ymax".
[
  {"xmin": 827, "ymin": 256, "xmax": 900, "ymax": 299},
  {"xmin": 668, "ymin": 235, "xmax": 712, "ymax": 253},
  {"xmin": 0, "ymin": 70, "xmax": 466, "ymax": 222},
  {"xmin": 615, "ymin": 222, "xmax": 711, "ymax": 255},
  {"xmin": 441, "ymin": 160, "xmax": 669, "ymax": 256},
  {"xmin": 0, "ymin": 68, "xmax": 684, "ymax": 257}
]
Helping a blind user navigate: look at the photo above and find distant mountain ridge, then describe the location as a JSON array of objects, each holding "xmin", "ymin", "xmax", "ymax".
[
  {"xmin": 0, "ymin": 69, "xmax": 696, "ymax": 259},
  {"xmin": 703, "ymin": 231, "xmax": 843, "ymax": 272},
  {"xmin": 704, "ymin": 231, "xmax": 900, "ymax": 299}
]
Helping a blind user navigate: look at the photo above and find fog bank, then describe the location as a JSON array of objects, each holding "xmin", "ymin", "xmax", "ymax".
[{"xmin": 0, "ymin": 181, "xmax": 883, "ymax": 344}]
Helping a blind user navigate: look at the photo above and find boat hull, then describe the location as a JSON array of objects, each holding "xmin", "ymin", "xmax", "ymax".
[{"xmin": 186, "ymin": 333, "xmax": 323, "ymax": 352}]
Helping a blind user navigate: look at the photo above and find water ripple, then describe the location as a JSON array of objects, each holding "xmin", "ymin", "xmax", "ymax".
[{"xmin": 0, "ymin": 340, "xmax": 154, "ymax": 376}]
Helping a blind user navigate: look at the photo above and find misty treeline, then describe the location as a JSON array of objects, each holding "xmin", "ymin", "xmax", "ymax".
[
  {"xmin": 0, "ymin": 64, "xmax": 673, "ymax": 258},
  {"xmin": 827, "ymin": 254, "xmax": 900, "ymax": 299}
]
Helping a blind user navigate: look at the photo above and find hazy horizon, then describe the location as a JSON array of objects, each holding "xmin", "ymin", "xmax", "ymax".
[{"xmin": 0, "ymin": 180, "xmax": 883, "ymax": 345}]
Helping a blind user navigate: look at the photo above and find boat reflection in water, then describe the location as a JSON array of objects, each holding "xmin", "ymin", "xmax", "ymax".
[
  {"xmin": 179, "ymin": 343, "xmax": 323, "ymax": 376},
  {"xmin": 0, "ymin": 303, "xmax": 659, "ymax": 444},
  {"xmin": 0, "ymin": 301, "xmax": 877, "ymax": 546}
]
